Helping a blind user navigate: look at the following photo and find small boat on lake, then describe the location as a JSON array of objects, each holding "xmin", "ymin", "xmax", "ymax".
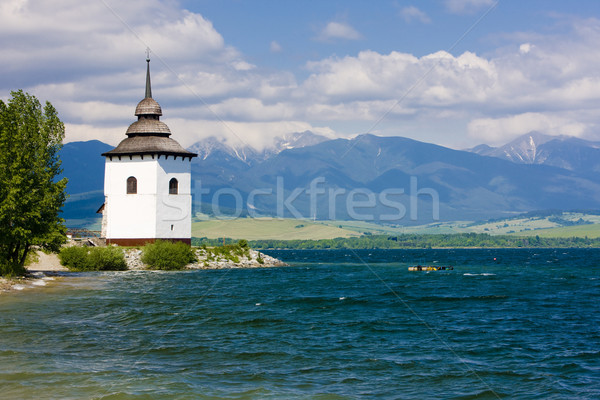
[{"xmin": 408, "ymin": 265, "xmax": 454, "ymax": 271}]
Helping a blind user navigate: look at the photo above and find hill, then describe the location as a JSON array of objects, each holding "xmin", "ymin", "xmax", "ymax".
[{"xmin": 59, "ymin": 140, "xmax": 112, "ymax": 223}]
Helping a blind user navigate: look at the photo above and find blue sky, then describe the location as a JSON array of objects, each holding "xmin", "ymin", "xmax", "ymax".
[
  {"xmin": 182, "ymin": 1, "xmax": 598, "ymax": 66},
  {"xmin": 2, "ymin": 0, "xmax": 600, "ymax": 150}
]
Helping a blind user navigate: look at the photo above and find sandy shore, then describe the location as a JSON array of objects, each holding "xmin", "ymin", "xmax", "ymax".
[
  {"xmin": 0, "ymin": 250, "xmax": 73, "ymax": 293},
  {"xmin": 0, "ymin": 252, "xmax": 67, "ymax": 293},
  {"xmin": 27, "ymin": 251, "xmax": 68, "ymax": 272}
]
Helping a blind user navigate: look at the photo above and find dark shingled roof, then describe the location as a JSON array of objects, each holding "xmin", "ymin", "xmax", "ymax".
[
  {"xmin": 102, "ymin": 58, "xmax": 197, "ymax": 159},
  {"xmin": 126, "ymin": 118, "xmax": 171, "ymax": 136},
  {"xmin": 102, "ymin": 135, "xmax": 196, "ymax": 157},
  {"xmin": 135, "ymin": 97, "xmax": 162, "ymax": 116}
]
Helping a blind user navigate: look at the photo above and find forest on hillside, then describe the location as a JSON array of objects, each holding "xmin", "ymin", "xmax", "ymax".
[{"xmin": 192, "ymin": 233, "xmax": 600, "ymax": 249}]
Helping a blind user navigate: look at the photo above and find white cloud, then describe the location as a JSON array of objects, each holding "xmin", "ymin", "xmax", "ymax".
[
  {"xmin": 444, "ymin": 0, "xmax": 495, "ymax": 15},
  {"xmin": 270, "ymin": 41, "xmax": 282, "ymax": 53},
  {"xmin": 231, "ymin": 61, "xmax": 256, "ymax": 71},
  {"xmin": 317, "ymin": 21, "xmax": 362, "ymax": 41},
  {"xmin": 0, "ymin": 1, "xmax": 230, "ymax": 82},
  {"xmin": 519, "ymin": 43, "xmax": 533, "ymax": 54},
  {"xmin": 399, "ymin": 6, "xmax": 431, "ymax": 24},
  {"xmin": 467, "ymin": 113, "xmax": 587, "ymax": 145},
  {"xmin": 64, "ymin": 123, "xmax": 127, "ymax": 145},
  {"xmin": 301, "ymin": 50, "xmax": 496, "ymax": 105},
  {"xmin": 3, "ymin": 0, "xmax": 600, "ymax": 151},
  {"xmin": 210, "ymin": 98, "xmax": 295, "ymax": 121},
  {"xmin": 165, "ymin": 119, "xmax": 335, "ymax": 150},
  {"xmin": 306, "ymin": 100, "xmax": 415, "ymax": 121},
  {"xmin": 294, "ymin": 18, "xmax": 600, "ymax": 145}
]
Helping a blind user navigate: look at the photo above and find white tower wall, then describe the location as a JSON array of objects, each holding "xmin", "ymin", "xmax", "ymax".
[
  {"xmin": 100, "ymin": 57, "xmax": 196, "ymax": 245},
  {"xmin": 103, "ymin": 155, "xmax": 192, "ymax": 242},
  {"xmin": 156, "ymin": 156, "xmax": 192, "ymax": 239}
]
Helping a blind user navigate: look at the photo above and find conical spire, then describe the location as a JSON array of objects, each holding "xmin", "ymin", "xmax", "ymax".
[
  {"xmin": 134, "ymin": 51, "xmax": 162, "ymax": 119},
  {"xmin": 101, "ymin": 53, "xmax": 198, "ymax": 160},
  {"xmin": 145, "ymin": 50, "xmax": 152, "ymax": 99}
]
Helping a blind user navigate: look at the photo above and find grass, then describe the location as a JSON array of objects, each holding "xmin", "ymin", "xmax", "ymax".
[
  {"xmin": 319, "ymin": 220, "xmax": 405, "ymax": 235},
  {"xmin": 510, "ymin": 223, "xmax": 600, "ymax": 238},
  {"xmin": 192, "ymin": 213, "xmax": 600, "ymax": 240},
  {"xmin": 399, "ymin": 213, "xmax": 600, "ymax": 236},
  {"xmin": 192, "ymin": 218, "xmax": 360, "ymax": 240}
]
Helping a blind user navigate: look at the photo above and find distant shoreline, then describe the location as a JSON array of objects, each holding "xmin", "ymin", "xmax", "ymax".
[
  {"xmin": 259, "ymin": 246, "xmax": 600, "ymax": 250},
  {"xmin": 239, "ymin": 233, "xmax": 600, "ymax": 250}
]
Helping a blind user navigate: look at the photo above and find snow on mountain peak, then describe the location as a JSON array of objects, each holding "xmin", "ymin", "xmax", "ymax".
[{"xmin": 186, "ymin": 131, "xmax": 329, "ymax": 164}]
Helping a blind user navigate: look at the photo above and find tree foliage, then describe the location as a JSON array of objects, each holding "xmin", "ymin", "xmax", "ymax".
[
  {"xmin": 196, "ymin": 233, "xmax": 600, "ymax": 250},
  {"xmin": 0, "ymin": 90, "xmax": 67, "ymax": 276}
]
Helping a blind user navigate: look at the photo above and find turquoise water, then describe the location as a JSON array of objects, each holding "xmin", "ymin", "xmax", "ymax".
[{"xmin": 0, "ymin": 248, "xmax": 599, "ymax": 399}]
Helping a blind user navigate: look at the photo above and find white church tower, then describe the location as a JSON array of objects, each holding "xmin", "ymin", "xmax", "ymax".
[{"xmin": 100, "ymin": 56, "xmax": 197, "ymax": 245}]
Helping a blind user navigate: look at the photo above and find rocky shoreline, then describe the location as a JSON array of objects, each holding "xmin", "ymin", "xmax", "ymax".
[
  {"xmin": 0, "ymin": 247, "xmax": 287, "ymax": 293},
  {"xmin": 124, "ymin": 247, "xmax": 287, "ymax": 270}
]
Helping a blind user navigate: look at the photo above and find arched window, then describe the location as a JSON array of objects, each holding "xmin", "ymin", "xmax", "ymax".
[
  {"xmin": 127, "ymin": 176, "xmax": 137, "ymax": 194},
  {"xmin": 169, "ymin": 178, "xmax": 178, "ymax": 194}
]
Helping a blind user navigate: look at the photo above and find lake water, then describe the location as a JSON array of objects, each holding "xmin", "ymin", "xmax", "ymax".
[{"xmin": 0, "ymin": 248, "xmax": 599, "ymax": 399}]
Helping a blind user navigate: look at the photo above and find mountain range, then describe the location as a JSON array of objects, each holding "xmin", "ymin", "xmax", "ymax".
[
  {"xmin": 59, "ymin": 131, "xmax": 600, "ymax": 226},
  {"xmin": 467, "ymin": 132, "xmax": 600, "ymax": 179}
]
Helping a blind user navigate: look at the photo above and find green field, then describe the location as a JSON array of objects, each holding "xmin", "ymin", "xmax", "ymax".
[
  {"xmin": 398, "ymin": 212, "xmax": 600, "ymax": 237},
  {"xmin": 191, "ymin": 213, "xmax": 600, "ymax": 240},
  {"xmin": 192, "ymin": 218, "xmax": 361, "ymax": 240},
  {"xmin": 319, "ymin": 220, "xmax": 405, "ymax": 235},
  {"xmin": 510, "ymin": 223, "xmax": 600, "ymax": 238}
]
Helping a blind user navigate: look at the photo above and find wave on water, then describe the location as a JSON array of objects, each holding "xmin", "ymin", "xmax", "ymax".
[
  {"xmin": 416, "ymin": 294, "xmax": 508, "ymax": 301},
  {"xmin": 1, "ymin": 248, "xmax": 599, "ymax": 399},
  {"xmin": 4, "ymin": 274, "xmax": 56, "ymax": 291},
  {"xmin": 463, "ymin": 272, "xmax": 496, "ymax": 276}
]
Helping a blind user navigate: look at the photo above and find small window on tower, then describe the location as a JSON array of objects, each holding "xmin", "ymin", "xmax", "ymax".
[
  {"xmin": 127, "ymin": 176, "xmax": 137, "ymax": 194},
  {"xmin": 169, "ymin": 178, "xmax": 178, "ymax": 194}
]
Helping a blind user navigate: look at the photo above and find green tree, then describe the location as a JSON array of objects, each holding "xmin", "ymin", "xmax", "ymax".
[{"xmin": 0, "ymin": 90, "xmax": 67, "ymax": 276}]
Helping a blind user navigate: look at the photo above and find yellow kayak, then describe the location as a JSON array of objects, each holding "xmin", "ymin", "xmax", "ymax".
[{"xmin": 408, "ymin": 265, "xmax": 454, "ymax": 271}]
